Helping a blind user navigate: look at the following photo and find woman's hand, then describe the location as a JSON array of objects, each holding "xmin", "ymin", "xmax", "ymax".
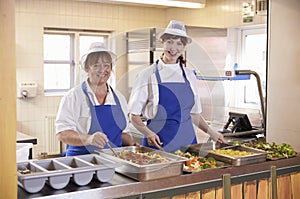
[
  {"xmin": 130, "ymin": 114, "xmax": 163, "ymax": 149},
  {"xmin": 191, "ymin": 113, "xmax": 227, "ymax": 144},
  {"xmin": 122, "ymin": 132, "xmax": 141, "ymax": 147},
  {"xmin": 147, "ymin": 134, "xmax": 163, "ymax": 149},
  {"xmin": 133, "ymin": 142, "xmax": 141, "ymax": 147},
  {"xmin": 209, "ymin": 131, "xmax": 227, "ymax": 143},
  {"xmin": 86, "ymin": 132, "xmax": 108, "ymax": 148}
]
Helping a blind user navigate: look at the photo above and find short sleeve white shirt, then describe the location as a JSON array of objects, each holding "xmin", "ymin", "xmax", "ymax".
[
  {"xmin": 128, "ymin": 58, "xmax": 202, "ymax": 119},
  {"xmin": 56, "ymin": 80, "xmax": 130, "ymax": 134}
]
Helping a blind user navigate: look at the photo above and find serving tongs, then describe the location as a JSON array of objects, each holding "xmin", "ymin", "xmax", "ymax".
[
  {"xmin": 94, "ymin": 141, "xmax": 119, "ymax": 157},
  {"xmin": 106, "ymin": 141, "xmax": 118, "ymax": 157}
]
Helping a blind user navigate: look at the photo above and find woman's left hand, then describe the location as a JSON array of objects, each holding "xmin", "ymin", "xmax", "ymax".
[
  {"xmin": 133, "ymin": 142, "xmax": 141, "ymax": 147},
  {"xmin": 147, "ymin": 134, "xmax": 163, "ymax": 150},
  {"xmin": 209, "ymin": 131, "xmax": 227, "ymax": 144},
  {"xmin": 216, "ymin": 134, "xmax": 227, "ymax": 143}
]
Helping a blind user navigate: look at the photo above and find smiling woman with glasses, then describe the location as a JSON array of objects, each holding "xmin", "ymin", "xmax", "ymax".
[{"xmin": 55, "ymin": 42, "xmax": 137, "ymax": 156}]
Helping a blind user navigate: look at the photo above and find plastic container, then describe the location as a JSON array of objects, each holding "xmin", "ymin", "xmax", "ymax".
[
  {"xmin": 17, "ymin": 162, "xmax": 48, "ymax": 193},
  {"xmin": 55, "ymin": 157, "xmax": 95, "ymax": 186},
  {"xmin": 77, "ymin": 154, "xmax": 115, "ymax": 182},
  {"xmin": 16, "ymin": 143, "xmax": 33, "ymax": 162},
  {"xmin": 32, "ymin": 159, "xmax": 72, "ymax": 189},
  {"xmin": 17, "ymin": 154, "xmax": 116, "ymax": 193}
]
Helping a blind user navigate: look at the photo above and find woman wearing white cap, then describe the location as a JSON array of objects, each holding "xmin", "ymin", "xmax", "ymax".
[
  {"xmin": 129, "ymin": 20, "xmax": 225, "ymax": 152},
  {"xmin": 56, "ymin": 42, "xmax": 136, "ymax": 156}
]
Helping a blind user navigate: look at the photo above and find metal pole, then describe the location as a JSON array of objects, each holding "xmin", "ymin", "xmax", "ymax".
[
  {"xmin": 235, "ymin": 70, "xmax": 266, "ymax": 130},
  {"xmin": 271, "ymin": 166, "xmax": 278, "ymax": 199},
  {"xmin": 223, "ymin": 174, "xmax": 231, "ymax": 199}
]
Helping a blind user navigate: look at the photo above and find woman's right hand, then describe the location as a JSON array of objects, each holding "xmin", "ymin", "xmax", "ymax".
[{"xmin": 87, "ymin": 132, "xmax": 108, "ymax": 148}]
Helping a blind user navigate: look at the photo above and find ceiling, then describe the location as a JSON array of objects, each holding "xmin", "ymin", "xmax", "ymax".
[{"xmin": 76, "ymin": 0, "xmax": 206, "ymax": 9}]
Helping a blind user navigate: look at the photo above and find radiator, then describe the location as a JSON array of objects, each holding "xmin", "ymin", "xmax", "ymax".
[{"xmin": 45, "ymin": 115, "xmax": 60, "ymax": 154}]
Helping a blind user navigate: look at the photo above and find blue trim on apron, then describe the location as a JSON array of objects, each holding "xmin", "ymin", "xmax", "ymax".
[
  {"xmin": 142, "ymin": 60, "xmax": 197, "ymax": 152},
  {"xmin": 66, "ymin": 82, "xmax": 126, "ymax": 156}
]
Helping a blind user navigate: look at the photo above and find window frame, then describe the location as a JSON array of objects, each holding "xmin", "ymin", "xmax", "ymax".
[{"xmin": 43, "ymin": 28, "xmax": 111, "ymax": 96}]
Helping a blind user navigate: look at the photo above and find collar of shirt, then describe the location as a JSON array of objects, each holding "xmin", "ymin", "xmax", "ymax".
[
  {"xmin": 158, "ymin": 57, "xmax": 181, "ymax": 70},
  {"xmin": 84, "ymin": 80, "xmax": 115, "ymax": 106},
  {"xmin": 157, "ymin": 58, "xmax": 185, "ymax": 82}
]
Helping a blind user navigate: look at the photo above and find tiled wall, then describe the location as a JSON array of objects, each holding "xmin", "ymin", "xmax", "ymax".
[
  {"xmin": 15, "ymin": 0, "xmax": 168, "ymax": 157},
  {"xmin": 167, "ymin": 0, "xmax": 267, "ymax": 28},
  {"xmin": 15, "ymin": 0, "xmax": 266, "ymax": 157}
]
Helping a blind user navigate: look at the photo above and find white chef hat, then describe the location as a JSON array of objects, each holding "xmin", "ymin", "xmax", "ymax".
[
  {"xmin": 80, "ymin": 42, "xmax": 117, "ymax": 69},
  {"xmin": 160, "ymin": 20, "xmax": 192, "ymax": 44}
]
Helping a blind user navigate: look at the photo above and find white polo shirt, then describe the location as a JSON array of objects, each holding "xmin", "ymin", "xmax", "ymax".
[
  {"xmin": 128, "ymin": 58, "xmax": 202, "ymax": 119},
  {"xmin": 56, "ymin": 80, "xmax": 130, "ymax": 134}
]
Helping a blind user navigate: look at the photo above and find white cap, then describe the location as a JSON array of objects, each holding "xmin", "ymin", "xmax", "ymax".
[
  {"xmin": 80, "ymin": 42, "xmax": 117, "ymax": 68},
  {"xmin": 160, "ymin": 20, "xmax": 192, "ymax": 44}
]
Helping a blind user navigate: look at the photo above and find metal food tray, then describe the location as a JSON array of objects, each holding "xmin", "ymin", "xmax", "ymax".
[
  {"xmin": 180, "ymin": 142, "xmax": 230, "ymax": 157},
  {"xmin": 17, "ymin": 154, "xmax": 116, "ymax": 193},
  {"xmin": 267, "ymin": 154, "xmax": 297, "ymax": 161},
  {"xmin": 207, "ymin": 145, "xmax": 267, "ymax": 166},
  {"xmin": 240, "ymin": 144, "xmax": 298, "ymax": 161},
  {"xmin": 96, "ymin": 146, "xmax": 187, "ymax": 181}
]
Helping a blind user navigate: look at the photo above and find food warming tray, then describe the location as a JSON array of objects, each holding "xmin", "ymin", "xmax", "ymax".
[
  {"xmin": 96, "ymin": 146, "xmax": 187, "ymax": 181},
  {"xmin": 17, "ymin": 154, "xmax": 116, "ymax": 193},
  {"xmin": 179, "ymin": 142, "xmax": 232, "ymax": 156},
  {"xmin": 207, "ymin": 145, "xmax": 267, "ymax": 166}
]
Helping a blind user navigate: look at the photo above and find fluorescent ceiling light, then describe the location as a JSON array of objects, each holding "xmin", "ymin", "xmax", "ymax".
[{"xmin": 111, "ymin": 0, "xmax": 205, "ymax": 8}]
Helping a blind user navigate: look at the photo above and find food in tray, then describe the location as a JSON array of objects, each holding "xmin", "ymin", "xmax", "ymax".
[
  {"xmin": 206, "ymin": 145, "xmax": 267, "ymax": 166},
  {"xmin": 174, "ymin": 150, "xmax": 224, "ymax": 172},
  {"xmin": 18, "ymin": 167, "xmax": 32, "ymax": 174},
  {"xmin": 210, "ymin": 149, "xmax": 253, "ymax": 157},
  {"xmin": 114, "ymin": 151, "xmax": 169, "ymax": 165},
  {"xmin": 240, "ymin": 141, "xmax": 297, "ymax": 160}
]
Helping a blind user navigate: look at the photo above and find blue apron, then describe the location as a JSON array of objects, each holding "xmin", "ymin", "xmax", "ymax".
[
  {"xmin": 66, "ymin": 82, "xmax": 126, "ymax": 156},
  {"xmin": 142, "ymin": 60, "xmax": 197, "ymax": 152}
]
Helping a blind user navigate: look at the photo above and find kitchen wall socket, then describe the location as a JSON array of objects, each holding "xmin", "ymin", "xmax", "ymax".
[{"xmin": 17, "ymin": 82, "xmax": 38, "ymax": 99}]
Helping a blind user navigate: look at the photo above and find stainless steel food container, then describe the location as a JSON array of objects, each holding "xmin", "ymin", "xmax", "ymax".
[
  {"xmin": 180, "ymin": 143, "xmax": 233, "ymax": 157},
  {"xmin": 180, "ymin": 143, "xmax": 215, "ymax": 157},
  {"xmin": 97, "ymin": 146, "xmax": 187, "ymax": 181},
  {"xmin": 17, "ymin": 154, "xmax": 116, "ymax": 193},
  {"xmin": 207, "ymin": 145, "xmax": 267, "ymax": 166}
]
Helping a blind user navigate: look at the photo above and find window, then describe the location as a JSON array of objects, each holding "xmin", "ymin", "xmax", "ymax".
[
  {"xmin": 43, "ymin": 29, "xmax": 110, "ymax": 95},
  {"xmin": 44, "ymin": 33, "xmax": 73, "ymax": 93},
  {"xmin": 240, "ymin": 27, "xmax": 267, "ymax": 106},
  {"xmin": 232, "ymin": 25, "xmax": 267, "ymax": 109}
]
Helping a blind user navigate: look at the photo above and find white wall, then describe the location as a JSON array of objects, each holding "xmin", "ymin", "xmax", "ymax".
[{"xmin": 267, "ymin": 0, "xmax": 300, "ymax": 151}]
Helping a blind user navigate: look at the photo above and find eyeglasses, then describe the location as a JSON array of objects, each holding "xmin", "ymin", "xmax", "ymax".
[
  {"xmin": 90, "ymin": 63, "xmax": 111, "ymax": 69},
  {"xmin": 164, "ymin": 39, "xmax": 184, "ymax": 48}
]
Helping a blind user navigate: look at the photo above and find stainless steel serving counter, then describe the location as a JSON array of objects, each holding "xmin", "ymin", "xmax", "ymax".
[{"xmin": 18, "ymin": 155, "xmax": 300, "ymax": 199}]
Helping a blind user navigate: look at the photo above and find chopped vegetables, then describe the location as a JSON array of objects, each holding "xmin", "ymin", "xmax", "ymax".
[
  {"xmin": 174, "ymin": 150, "xmax": 224, "ymax": 171},
  {"xmin": 241, "ymin": 141, "xmax": 297, "ymax": 160}
]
